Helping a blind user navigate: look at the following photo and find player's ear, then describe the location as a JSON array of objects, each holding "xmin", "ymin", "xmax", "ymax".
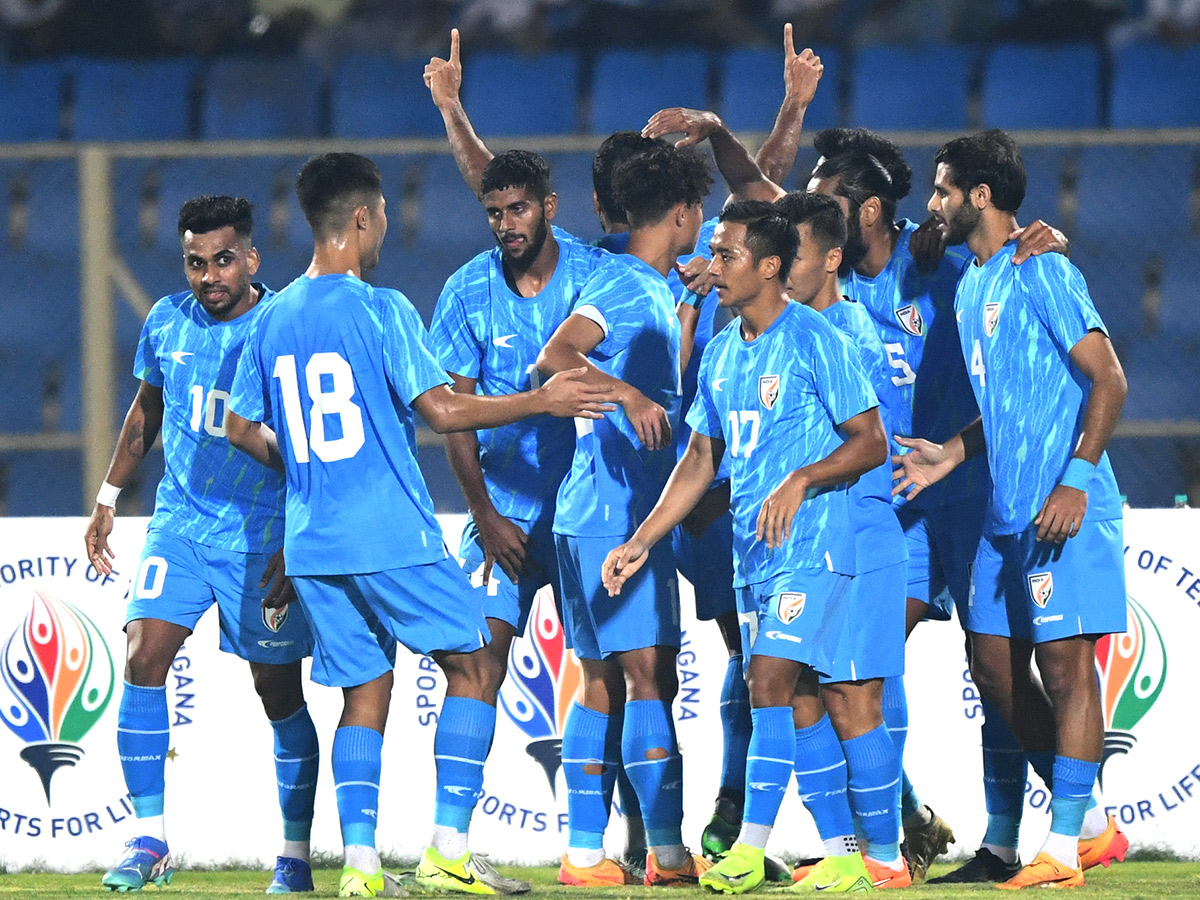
[
  {"xmin": 246, "ymin": 246, "xmax": 260, "ymax": 276},
  {"xmin": 973, "ymin": 183, "xmax": 991, "ymax": 211},
  {"xmin": 826, "ymin": 245, "xmax": 843, "ymax": 275},
  {"xmin": 760, "ymin": 253, "xmax": 781, "ymax": 282},
  {"xmin": 354, "ymin": 204, "xmax": 370, "ymax": 231},
  {"xmin": 543, "ymin": 192, "xmax": 558, "ymax": 223},
  {"xmin": 592, "ymin": 190, "xmax": 605, "ymax": 225},
  {"xmin": 860, "ymin": 196, "xmax": 882, "ymax": 228}
]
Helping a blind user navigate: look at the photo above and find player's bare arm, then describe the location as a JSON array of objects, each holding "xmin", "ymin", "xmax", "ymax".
[
  {"xmin": 536, "ymin": 313, "xmax": 673, "ymax": 450},
  {"xmin": 676, "ymin": 253, "xmax": 717, "ymax": 298},
  {"xmin": 444, "ymin": 372, "xmax": 531, "ymax": 585},
  {"xmin": 1034, "ymin": 329, "xmax": 1127, "ymax": 543},
  {"xmin": 225, "ymin": 412, "xmax": 285, "ymax": 472},
  {"xmin": 754, "ymin": 23, "xmax": 824, "ymax": 186},
  {"xmin": 602, "ymin": 429, "xmax": 723, "ymax": 596},
  {"xmin": 757, "ymin": 406, "xmax": 888, "ymax": 548},
  {"xmin": 677, "ymin": 301, "xmax": 700, "ymax": 376},
  {"xmin": 892, "ymin": 417, "xmax": 985, "ymax": 499},
  {"xmin": 84, "ymin": 380, "xmax": 165, "ymax": 576},
  {"xmin": 424, "ymin": 28, "xmax": 493, "ymax": 196},
  {"xmin": 415, "ymin": 366, "xmax": 615, "ymax": 433}
]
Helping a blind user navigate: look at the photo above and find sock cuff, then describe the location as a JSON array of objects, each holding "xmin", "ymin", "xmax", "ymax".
[
  {"xmin": 440, "ymin": 696, "xmax": 498, "ymax": 734},
  {"xmin": 565, "ymin": 702, "xmax": 610, "ymax": 742},
  {"xmin": 880, "ymin": 675, "xmax": 906, "ymax": 709},
  {"xmin": 750, "ymin": 706, "xmax": 794, "ymax": 741},
  {"xmin": 794, "ymin": 713, "xmax": 835, "ymax": 748},
  {"xmin": 118, "ymin": 682, "xmax": 168, "ymax": 721},
  {"xmin": 624, "ymin": 699, "xmax": 671, "ymax": 738},
  {"xmin": 842, "ymin": 724, "xmax": 895, "ymax": 768},
  {"xmin": 1052, "ymin": 755, "xmax": 1099, "ymax": 791},
  {"xmin": 332, "ymin": 725, "xmax": 383, "ymax": 762}
]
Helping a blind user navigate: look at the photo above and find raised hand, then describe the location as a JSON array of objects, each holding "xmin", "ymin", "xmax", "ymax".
[
  {"xmin": 423, "ymin": 28, "xmax": 463, "ymax": 110},
  {"xmin": 910, "ymin": 217, "xmax": 948, "ymax": 272},
  {"xmin": 676, "ymin": 255, "xmax": 716, "ymax": 297},
  {"xmin": 643, "ymin": 107, "xmax": 724, "ymax": 148},
  {"xmin": 782, "ymin": 23, "xmax": 823, "ymax": 106},
  {"xmin": 1011, "ymin": 219, "xmax": 1069, "ymax": 264}
]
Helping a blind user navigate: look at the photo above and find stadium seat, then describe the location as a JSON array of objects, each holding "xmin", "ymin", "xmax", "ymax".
[
  {"xmin": 1020, "ymin": 146, "xmax": 1068, "ymax": 224},
  {"xmin": 1106, "ymin": 436, "xmax": 1187, "ymax": 509},
  {"xmin": 589, "ymin": 49, "xmax": 710, "ymax": 135},
  {"xmin": 1069, "ymin": 239, "xmax": 1149, "ymax": 343},
  {"xmin": 981, "ymin": 44, "xmax": 1100, "ymax": 129},
  {"xmin": 0, "ymin": 345, "xmax": 51, "ymax": 433},
  {"xmin": 72, "ymin": 59, "xmax": 198, "ymax": 141},
  {"xmin": 330, "ymin": 55, "xmax": 446, "ymax": 138},
  {"xmin": 1122, "ymin": 334, "xmax": 1200, "ymax": 421},
  {"xmin": 0, "ymin": 450, "xmax": 83, "ymax": 516},
  {"xmin": 543, "ymin": 150, "xmax": 603, "ymax": 244},
  {"xmin": 718, "ymin": 45, "xmax": 840, "ymax": 134},
  {"xmin": 200, "ymin": 58, "xmax": 323, "ymax": 139},
  {"xmin": 1158, "ymin": 243, "xmax": 1200, "ymax": 336},
  {"xmin": 0, "ymin": 248, "xmax": 81, "ymax": 354},
  {"xmin": 462, "ymin": 52, "xmax": 580, "ymax": 135},
  {"xmin": 0, "ymin": 62, "xmax": 63, "ymax": 141},
  {"xmin": 1111, "ymin": 44, "xmax": 1200, "ymax": 128},
  {"xmin": 896, "ymin": 145, "xmax": 938, "ymax": 225},
  {"xmin": 0, "ymin": 158, "xmax": 80, "ymax": 254},
  {"xmin": 849, "ymin": 45, "xmax": 972, "ymax": 131},
  {"xmin": 1073, "ymin": 146, "xmax": 1193, "ymax": 242}
]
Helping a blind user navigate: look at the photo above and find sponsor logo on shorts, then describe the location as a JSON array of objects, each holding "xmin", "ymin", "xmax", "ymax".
[
  {"xmin": 1033, "ymin": 614, "xmax": 1064, "ymax": 626},
  {"xmin": 776, "ymin": 592, "xmax": 805, "ymax": 625},
  {"xmin": 262, "ymin": 604, "xmax": 289, "ymax": 633},
  {"xmin": 765, "ymin": 630, "xmax": 803, "ymax": 644},
  {"xmin": 759, "ymin": 374, "xmax": 781, "ymax": 411},
  {"xmin": 984, "ymin": 302, "xmax": 1002, "ymax": 337},
  {"xmin": 895, "ymin": 304, "xmax": 924, "ymax": 336},
  {"xmin": 256, "ymin": 639, "xmax": 294, "ymax": 649},
  {"xmin": 1028, "ymin": 572, "xmax": 1054, "ymax": 608}
]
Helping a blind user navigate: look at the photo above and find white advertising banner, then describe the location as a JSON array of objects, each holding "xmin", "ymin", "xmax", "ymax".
[{"xmin": 1, "ymin": 510, "xmax": 1197, "ymax": 870}]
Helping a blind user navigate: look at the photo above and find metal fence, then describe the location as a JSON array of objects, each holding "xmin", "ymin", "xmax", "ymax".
[{"xmin": 0, "ymin": 130, "xmax": 1196, "ymax": 515}]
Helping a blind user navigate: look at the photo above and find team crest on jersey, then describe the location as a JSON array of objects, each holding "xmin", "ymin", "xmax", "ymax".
[
  {"xmin": 984, "ymin": 302, "xmax": 1002, "ymax": 337},
  {"xmin": 895, "ymin": 304, "xmax": 925, "ymax": 336},
  {"xmin": 1028, "ymin": 572, "xmax": 1054, "ymax": 608},
  {"xmin": 262, "ymin": 605, "xmax": 289, "ymax": 633},
  {"xmin": 776, "ymin": 592, "xmax": 806, "ymax": 625},
  {"xmin": 759, "ymin": 374, "xmax": 781, "ymax": 410}
]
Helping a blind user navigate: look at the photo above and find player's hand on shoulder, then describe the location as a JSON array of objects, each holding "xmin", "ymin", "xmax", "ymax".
[
  {"xmin": 424, "ymin": 28, "xmax": 463, "ymax": 108},
  {"xmin": 260, "ymin": 549, "xmax": 297, "ymax": 609},
  {"xmin": 910, "ymin": 217, "xmax": 948, "ymax": 272},
  {"xmin": 602, "ymin": 538, "xmax": 649, "ymax": 597},
  {"xmin": 676, "ymin": 255, "xmax": 716, "ymax": 297},
  {"xmin": 622, "ymin": 388, "xmax": 673, "ymax": 451},
  {"xmin": 892, "ymin": 436, "xmax": 954, "ymax": 499},
  {"xmin": 476, "ymin": 509, "xmax": 531, "ymax": 585},
  {"xmin": 1010, "ymin": 220, "xmax": 1069, "ymax": 265},
  {"xmin": 643, "ymin": 107, "xmax": 724, "ymax": 148},
  {"xmin": 782, "ymin": 23, "xmax": 823, "ymax": 106},
  {"xmin": 756, "ymin": 470, "xmax": 811, "ymax": 549},
  {"xmin": 84, "ymin": 505, "xmax": 116, "ymax": 576},
  {"xmin": 538, "ymin": 366, "xmax": 618, "ymax": 420},
  {"xmin": 1034, "ymin": 484, "xmax": 1087, "ymax": 544}
]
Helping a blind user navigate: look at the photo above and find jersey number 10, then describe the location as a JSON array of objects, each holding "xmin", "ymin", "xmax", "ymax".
[{"xmin": 273, "ymin": 353, "xmax": 366, "ymax": 463}]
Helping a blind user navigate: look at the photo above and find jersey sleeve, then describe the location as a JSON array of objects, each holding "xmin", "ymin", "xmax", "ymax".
[
  {"xmin": 1022, "ymin": 256, "xmax": 1108, "ymax": 354},
  {"xmin": 808, "ymin": 324, "xmax": 879, "ymax": 427},
  {"xmin": 381, "ymin": 291, "xmax": 453, "ymax": 406},
  {"xmin": 132, "ymin": 302, "xmax": 164, "ymax": 386},
  {"xmin": 229, "ymin": 322, "xmax": 267, "ymax": 423},
  {"xmin": 571, "ymin": 266, "xmax": 644, "ymax": 360},
  {"xmin": 685, "ymin": 339, "xmax": 723, "ymax": 439},
  {"xmin": 428, "ymin": 274, "xmax": 483, "ymax": 379}
]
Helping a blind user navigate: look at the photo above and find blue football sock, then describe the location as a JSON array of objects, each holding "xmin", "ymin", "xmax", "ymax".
[
  {"xmin": 843, "ymin": 723, "xmax": 901, "ymax": 861},
  {"xmin": 1028, "ymin": 750, "xmax": 1055, "ymax": 788},
  {"xmin": 562, "ymin": 703, "xmax": 617, "ymax": 850},
  {"xmin": 980, "ymin": 697, "xmax": 1025, "ymax": 850},
  {"xmin": 271, "ymin": 703, "xmax": 319, "ymax": 843},
  {"xmin": 1048, "ymin": 756, "xmax": 1099, "ymax": 838},
  {"xmin": 332, "ymin": 726, "xmax": 383, "ymax": 849},
  {"xmin": 116, "ymin": 682, "xmax": 169, "ymax": 818},
  {"xmin": 622, "ymin": 699, "xmax": 683, "ymax": 849},
  {"xmin": 881, "ymin": 675, "xmax": 918, "ymax": 820},
  {"xmin": 433, "ymin": 697, "xmax": 495, "ymax": 834},
  {"xmin": 793, "ymin": 715, "xmax": 855, "ymax": 841},
  {"xmin": 741, "ymin": 707, "xmax": 794, "ymax": 845},
  {"xmin": 720, "ymin": 655, "xmax": 752, "ymax": 801}
]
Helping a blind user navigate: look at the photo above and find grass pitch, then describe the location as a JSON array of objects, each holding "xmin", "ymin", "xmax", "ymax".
[{"xmin": 1, "ymin": 860, "xmax": 1198, "ymax": 899}]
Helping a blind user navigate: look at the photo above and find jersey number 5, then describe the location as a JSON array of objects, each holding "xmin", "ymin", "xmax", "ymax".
[
  {"xmin": 885, "ymin": 343, "xmax": 917, "ymax": 387},
  {"xmin": 273, "ymin": 353, "xmax": 366, "ymax": 463}
]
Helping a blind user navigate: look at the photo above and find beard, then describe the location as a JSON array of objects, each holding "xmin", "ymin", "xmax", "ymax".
[
  {"xmin": 498, "ymin": 216, "xmax": 549, "ymax": 271},
  {"xmin": 943, "ymin": 201, "xmax": 981, "ymax": 246}
]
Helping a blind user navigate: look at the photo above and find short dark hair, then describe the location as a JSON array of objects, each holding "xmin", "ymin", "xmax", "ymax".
[
  {"xmin": 295, "ymin": 152, "xmax": 383, "ymax": 238},
  {"xmin": 775, "ymin": 191, "xmax": 847, "ymax": 253},
  {"xmin": 177, "ymin": 195, "xmax": 253, "ymax": 240},
  {"xmin": 934, "ymin": 129, "xmax": 1026, "ymax": 213},
  {"xmin": 612, "ymin": 143, "xmax": 712, "ymax": 230},
  {"xmin": 812, "ymin": 127, "xmax": 912, "ymax": 201},
  {"xmin": 480, "ymin": 150, "xmax": 552, "ymax": 201},
  {"xmin": 592, "ymin": 131, "xmax": 661, "ymax": 225},
  {"xmin": 718, "ymin": 199, "xmax": 798, "ymax": 279},
  {"xmin": 813, "ymin": 150, "xmax": 906, "ymax": 223}
]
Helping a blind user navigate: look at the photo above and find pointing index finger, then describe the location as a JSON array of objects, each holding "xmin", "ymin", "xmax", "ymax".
[
  {"xmin": 450, "ymin": 28, "xmax": 460, "ymax": 65},
  {"xmin": 784, "ymin": 22, "xmax": 796, "ymax": 59}
]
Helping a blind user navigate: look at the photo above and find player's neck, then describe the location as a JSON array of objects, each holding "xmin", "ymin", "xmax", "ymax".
[
  {"xmin": 503, "ymin": 233, "xmax": 560, "ymax": 297},
  {"xmin": 855, "ymin": 221, "xmax": 901, "ymax": 279},
  {"xmin": 306, "ymin": 242, "xmax": 363, "ymax": 281},
  {"xmin": 738, "ymin": 290, "xmax": 790, "ymax": 341},
  {"xmin": 803, "ymin": 278, "xmax": 841, "ymax": 313},
  {"xmin": 968, "ymin": 212, "xmax": 1020, "ymax": 266},
  {"xmin": 625, "ymin": 227, "xmax": 680, "ymax": 279},
  {"xmin": 214, "ymin": 283, "xmax": 261, "ymax": 322}
]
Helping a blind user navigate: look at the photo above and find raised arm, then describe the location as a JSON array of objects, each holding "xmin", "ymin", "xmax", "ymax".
[
  {"xmin": 424, "ymin": 28, "xmax": 493, "ymax": 197},
  {"xmin": 754, "ymin": 22, "xmax": 824, "ymax": 186},
  {"xmin": 84, "ymin": 380, "xmax": 165, "ymax": 575}
]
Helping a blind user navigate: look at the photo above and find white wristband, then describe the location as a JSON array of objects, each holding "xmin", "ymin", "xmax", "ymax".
[{"xmin": 95, "ymin": 481, "xmax": 122, "ymax": 508}]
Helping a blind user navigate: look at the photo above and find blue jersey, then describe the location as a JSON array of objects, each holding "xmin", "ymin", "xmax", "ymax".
[
  {"xmin": 553, "ymin": 253, "xmax": 682, "ymax": 538},
  {"xmin": 820, "ymin": 297, "xmax": 907, "ymax": 573},
  {"xmin": 133, "ymin": 287, "xmax": 285, "ymax": 554},
  {"xmin": 676, "ymin": 217, "xmax": 723, "ymax": 463},
  {"xmin": 229, "ymin": 274, "xmax": 451, "ymax": 575},
  {"xmin": 844, "ymin": 221, "xmax": 988, "ymax": 507},
  {"xmin": 687, "ymin": 302, "xmax": 878, "ymax": 587},
  {"xmin": 428, "ymin": 236, "xmax": 610, "ymax": 522},
  {"xmin": 955, "ymin": 244, "xmax": 1122, "ymax": 535}
]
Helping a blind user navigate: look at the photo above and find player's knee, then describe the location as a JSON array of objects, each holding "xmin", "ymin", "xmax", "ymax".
[
  {"xmin": 746, "ymin": 671, "xmax": 791, "ymax": 709},
  {"xmin": 250, "ymin": 661, "xmax": 304, "ymax": 720},
  {"xmin": 123, "ymin": 640, "xmax": 176, "ymax": 687},
  {"xmin": 439, "ymin": 648, "xmax": 495, "ymax": 701}
]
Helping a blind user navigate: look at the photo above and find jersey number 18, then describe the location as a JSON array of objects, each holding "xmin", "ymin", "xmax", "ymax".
[{"xmin": 273, "ymin": 353, "xmax": 365, "ymax": 463}]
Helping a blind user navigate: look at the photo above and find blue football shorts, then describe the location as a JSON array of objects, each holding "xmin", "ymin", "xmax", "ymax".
[
  {"xmin": 671, "ymin": 511, "xmax": 736, "ymax": 621},
  {"xmin": 819, "ymin": 561, "xmax": 906, "ymax": 684},
  {"xmin": 458, "ymin": 513, "xmax": 562, "ymax": 635},
  {"xmin": 897, "ymin": 496, "xmax": 987, "ymax": 623},
  {"xmin": 736, "ymin": 565, "xmax": 852, "ymax": 679}
]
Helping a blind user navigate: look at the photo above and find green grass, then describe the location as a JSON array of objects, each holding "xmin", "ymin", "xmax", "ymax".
[{"xmin": 1, "ymin": 861, "xmax": 1198, "ymax": 899}]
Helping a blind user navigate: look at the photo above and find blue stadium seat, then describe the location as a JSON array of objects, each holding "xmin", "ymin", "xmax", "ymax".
[
  {"xmin": 896, "ymin": 145, "xmax": 937, "ymax": 225},
  {"xmin": 718, "ymin": 45, "xmax": 840, "ymax": 134},
  {"xmin": 1158, "ymin": 243, "xmax": 1200, "ymax": 336},
  {"xmin": 462, "ymin": 52, "xmax": 580, "ymax": 135},
  {"xmin": 1069, "ymin": 239, "xmax": 1149, "ymax": 342},
  {"xmin": 0, "ymin": 158, "xmax": 80, "ymax": 254},
  {"xmin": 330, "ymin": 55, "xmax": 445, "ymax": 138},
  {"xmin": 1074, "ymin": 146, "xmax": 1194, "ymax": 242},
  {"xmin": 0, "ymin": 450, "xmax": 83, "ymax": 516},
  {"xmin": 1106, "ymin": 437, "xmax": 1187, "ymax": 509},
  {"xmin": 1020, "ymin": 146, "xmax": 1068, "ymax": 224},
  {"xmin": 543, "ymin": 150, "xmax": 603, "ymax": 244},
  {"xmin": 72, "ymin": 59, "xmax": 198, "ymax": 140},
  {"xmin": 0, "ymin": 62, "xmax": 63, "ymax": 141},
  {"xmin": 200, "ymin": 58, "xmax": 323, "ymax": 139},
  {"xmin": 1122, "ymin": 335, "xmax": 1200, "ymax": 421},
  {"xmin": 849, "ymin": 45, "xmax": 972, "ymax": 131},
  {"xmin": 981, "ymin": 45, "xmax": 1100, "ymax": 129},
  {"xmin": 589, "ymin": 49, "xmax": 709, "ymax": 135},
  {"xmin": 0, "ymin": 248, "xmax": 81, "ymax": 354},
  {"xmin": 0, "ymin": 345, "xmax": 50, "ymax": 433},
  {"xmin": 1111, "ymin": 44, "xmax": 1200, "ymax": 128}
]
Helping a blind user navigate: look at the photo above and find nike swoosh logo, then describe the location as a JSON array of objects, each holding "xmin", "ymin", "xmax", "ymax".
[
  {"xmin": 435, "ymin": 866, "xmax": 477, "ymax": 886},
  {"xmin": 493, "ymin": 334, "xmax": 516, "ymax": 348},
  {"xmin": 956, "ymin": 310, "xmax": 963, "ymax": 322},
  {"xmin": 713, "ymin": 378, "xmax": 726, "ymax": 391},
  {"xmin": 171, "ymin": 351, "xmax": 194, "ymax": 364}
]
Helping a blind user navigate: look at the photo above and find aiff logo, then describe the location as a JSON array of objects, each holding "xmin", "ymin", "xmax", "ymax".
[
  {"xmin": 1094, "ymin": 595, "xmax": 1165, "ymax": 788},
  {"xmin": 0, "ymin": 590, "xmax": 115, "ymax": 802},
  {"xmin": 499, "ymin": 589, "xmax": 580, "ymax": 796}
]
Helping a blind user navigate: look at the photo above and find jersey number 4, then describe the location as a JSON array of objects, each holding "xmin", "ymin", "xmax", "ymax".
[
  {"xmin": 273, "ymin": 353, "xmax": 365, "ymax": 463},
  {"xmin": 970, "ymin": 338, "xmax": 987, "ymax": 388}
]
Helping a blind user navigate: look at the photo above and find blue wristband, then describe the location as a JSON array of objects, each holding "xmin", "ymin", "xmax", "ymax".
[{"xmin": 1060, "ymin": 457, "xmax": 1095, "ymax": 492}]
